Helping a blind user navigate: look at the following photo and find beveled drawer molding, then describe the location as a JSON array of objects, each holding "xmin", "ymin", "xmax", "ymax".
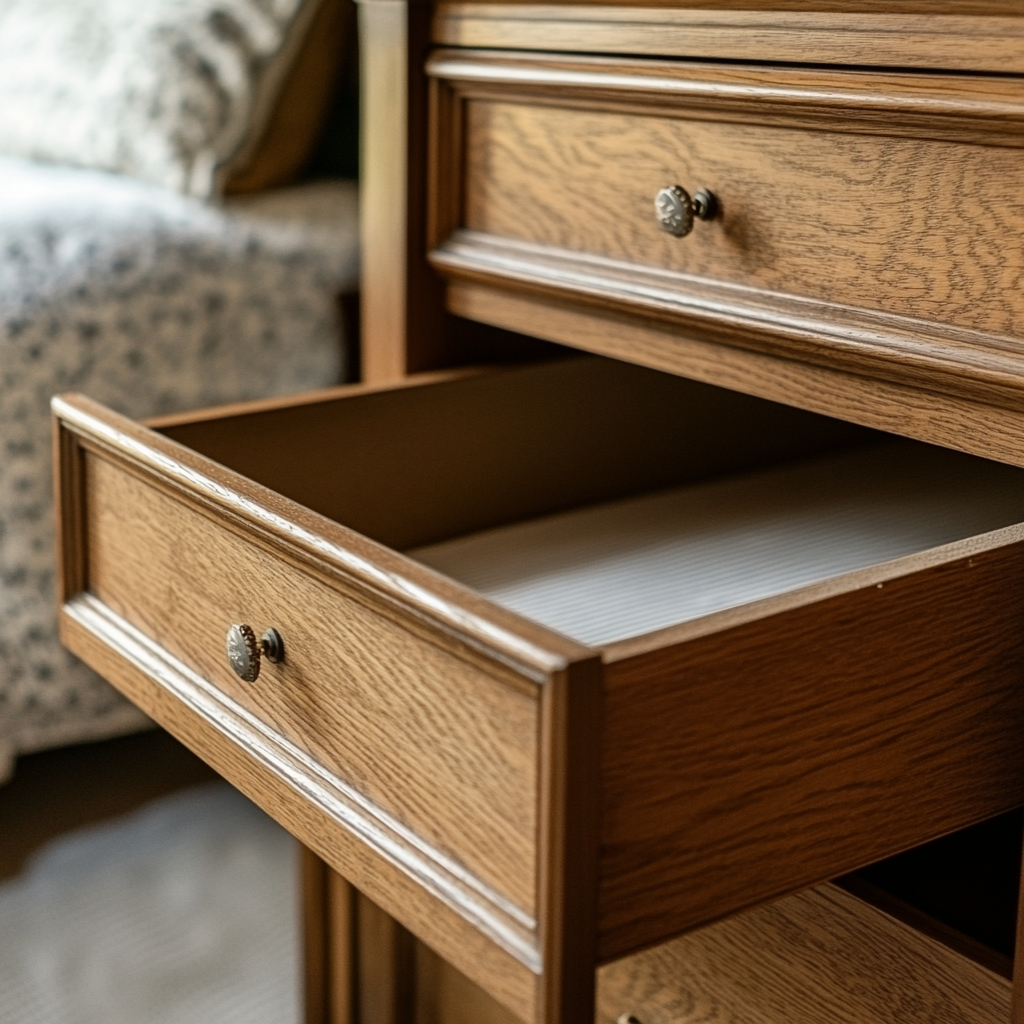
[
  {"xmin": 51, "ymin": 360, "xmax": 1024, "ymax": 1023},
  {"xmin": 53, "ymin": 385, "xmax": 602, "ymax": 1024},
  {"xmin": 427, "ymin": 51, "xmax": 1024, "ymax": 453},
  {"xmin": 432, "ymin": 5, "xmax": 1024, "ymax": 73}
]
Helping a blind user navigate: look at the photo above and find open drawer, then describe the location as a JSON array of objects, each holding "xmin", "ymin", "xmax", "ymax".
[{"xmin": 52, "ymin": 357, "xmax": 1024, "ymax": 1024}]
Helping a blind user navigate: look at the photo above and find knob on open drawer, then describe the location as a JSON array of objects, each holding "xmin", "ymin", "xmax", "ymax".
[{"xmin": 225, "ymin": 623, "xmax": 283, "ymax": 682}]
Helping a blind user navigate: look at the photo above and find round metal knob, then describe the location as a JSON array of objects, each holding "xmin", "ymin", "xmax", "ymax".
[
  {"xmin": 616, "ymin": 1015, "xmax": 643, "ymax": 1024},
  {"xmin": 226, "ymin": 624, "xmax": 284, "ymax": 682},
  {"xmin": 654, "ymin": 185, "xmax": 717, "ymax": 237}
]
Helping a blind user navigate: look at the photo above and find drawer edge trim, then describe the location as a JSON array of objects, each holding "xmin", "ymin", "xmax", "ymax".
[
  {"xmin": 53, "ymin": 395, "xmax": 591, "ymax": 684},
  {"xmin": 63, "ymin": 591, "xmax": 544, "ymax": 972},
  {"xmin": 432, "ymin": 7, "xmax": 1024, "ymax": 73},
  {"xmin": 431, "ymin": 233, "xmax": 1024, "ymax": 414},
  {"xmin": 428, "ymin": 49, "xmax": 1024, "ymax": 146}
]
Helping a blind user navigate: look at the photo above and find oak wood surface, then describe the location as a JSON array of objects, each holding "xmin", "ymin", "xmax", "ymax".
[
  {"xmin": 427, "ymin": 52, "xmax": 1024, "ymax": 421},
  {"xmin": 597, "ymin": 539, "xmax": 1024, "ymax": 961},
  {"xmin": 84, "ymin": 450, "xmax": 541, "ymax": 919},
  {"xmin": 154, "ymin": 358, "xmax": 874, "ymax": 553},
  {"xmin": 448, "ymin": 283, "xmax": 1024, "ymax": 467},
  {"xmin": 54, "ymin": 353, "xmax": 1024, "ymax": 1016},
  {"xmin": 415, "ymin": 880, "xmax": 1013, "ymax": 1024},
  {"xmin": 432, "ymin": 4, "xmax": 1024, "ymax": 71},
  {"xmin": 359, "ymin": 0, "xmax": 450, "ymax": 381},
  {"xmin": 460, "ymin": 102, "xmax": 1024, "ymax": 335},
  {"xmin": 596, "ymin": 883, "xmax": 1011, "ymax": 1024},
  {"xmin": 57, "ymin": 598, "xmax": 540, "ymax": 1023}
]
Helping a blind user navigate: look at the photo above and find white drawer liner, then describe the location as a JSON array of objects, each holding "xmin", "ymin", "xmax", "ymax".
[{"xmin": 409, "ymin": 441, "xmax": 1024, "ymax": 647}]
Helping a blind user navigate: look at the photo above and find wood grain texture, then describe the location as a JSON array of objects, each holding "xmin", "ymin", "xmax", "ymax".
[
  {"xmin": 416, "ymin": 880, "xmax": 1013, "ymax": 1024},
  {"xmin": 153, "ymin": 358, "xmax": 874, "ymax": 553},
  {"xmin": 360, "ymin": 0, "xmax": 464, "ymax": 381},
  {"xmin": 58, "ymin": 596, "xmax": 540, "ymax": 1023},
  {"xmin": 596, "ymin": 883, "xmax": 1011, "ymax": 1024},
  {"xmin": 429, "ymin": 50, "xmax": 1024, "ymax": 148},
  {"xmin": 460, "ymin": 104, "xmax": 1024, "ymax": 335},
  {"xmin": 427, "ymin": 54, "xmax": 1024, "ymax": 416},
  {"xmin": 448, "ymin": 283, "xmax": 1024, "ymax": 468},
  {"xmin": 432, "ymin": 5, "xmax": 1024, "ymax": 72},
  {"xmin": 837, "ymin": 875, "xmax": 1013, "ymax": 981},
  {"xmin": 85, "ymin": 450, "xmax": 541, "ymax": 921},
  {"xmin": 535, "ymin": 659, "xmax": 602, "ymax": 1024},
  {"xmin": 597, "ymin": 541, "xmax": 1024, "ymax": 960}
]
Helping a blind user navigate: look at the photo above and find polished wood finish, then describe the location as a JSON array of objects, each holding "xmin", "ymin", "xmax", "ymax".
[
  {"xmin": 598, "ymin": 539, "xmax": 1024, "ymax": 959},
  {"xmin": 449, "ymin": 283, "xmax": 1024, "ymax": 468},
  {"xmin": 433, "ymin": 4, "xmax": 1024, "ymax": 72},
  {"xmin": 84, "ymin": 453, "xmax": 540, "ymax": 916},
  {"xmin": 417, "ymin": 881, "xmax": 1012, "ymax": 1024},
  {"xmin": 52, "ymin": 356, "xmax": 1024, "ymax": 1020},
  {"xmin": 59, "ymin": 581, "xmax": 541, "ymax": 1022},
  {"xmin": 596, "ymin": 883, "xmax": 1011, "ymax": 1024},
  {"xmin": 427, "ymin": 51, "xmax": 1024, "ymax": 453},
  {"xmin": 359, "ymin": 0, "xmax": 447, "ymax": 381},
  {"xmin": 153, "ymin": 359, "xmax": 870, "ymax": 551}
]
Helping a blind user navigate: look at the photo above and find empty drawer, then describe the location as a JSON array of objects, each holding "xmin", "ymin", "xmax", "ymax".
[{"xmin": 53, "ymin": 356, "xmax": 1024, "ymax": 1023}]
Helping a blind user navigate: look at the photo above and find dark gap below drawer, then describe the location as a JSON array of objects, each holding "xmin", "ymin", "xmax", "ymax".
[{"xmin": 838, "ymin": 807, "xmax": 1024, "ymax": 979}]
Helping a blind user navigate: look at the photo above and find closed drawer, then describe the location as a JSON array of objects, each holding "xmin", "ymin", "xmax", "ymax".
[
  {"xmin": 427, "ymin": 51, "xmax": 1024, "ymax": 463},
  {"xmin": 54, "ymin": 357, "xmax": 1024, "ymax": 1023}
]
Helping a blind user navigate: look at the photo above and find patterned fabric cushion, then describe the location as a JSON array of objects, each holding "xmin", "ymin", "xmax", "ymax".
[
  {"xmin": 0, "ymin": 157, "xmax": 358, "ymax": 779},
  {"xmin": 0, "ymin": 0, "xmax": 325, "ymax": 198}
]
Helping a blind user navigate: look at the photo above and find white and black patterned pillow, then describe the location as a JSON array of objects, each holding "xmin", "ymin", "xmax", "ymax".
[{"xmin": 0, "ymin": 0, "xmax": 324, "ymax": 198}]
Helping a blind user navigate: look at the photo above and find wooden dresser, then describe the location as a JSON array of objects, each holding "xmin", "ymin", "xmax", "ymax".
[{"xmin": 53, "ymin": 4, "xmax": 1024, "ymax": 1023}]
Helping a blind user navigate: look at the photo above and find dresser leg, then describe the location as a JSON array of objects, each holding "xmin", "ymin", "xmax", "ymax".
[
  {"xmin": 302, "ymin": 847, "xmax": 331, "ymax": 1024},
  {"xmin": 356, "ymin": 891, "xmax": 416, "ymax": 1024},
  {"xmin": 302, "ymin": 847, "xmax": 358, "ymax": 1024}
]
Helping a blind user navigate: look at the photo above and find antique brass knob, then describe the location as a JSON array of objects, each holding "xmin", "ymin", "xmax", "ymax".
[
  {"xmin": 654, "ymin": 185, "xmax": 717, "ymax": 237},
  {"xmin": 226, "ymin": 624, "xmax": 284, "ymax": 682},
  {"xmin": 616, "ymin": 1015, "xmax": 643, "ymax": 1024}
]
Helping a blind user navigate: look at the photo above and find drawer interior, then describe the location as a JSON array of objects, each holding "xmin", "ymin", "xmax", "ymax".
[
  {"xmin": 410, "ymin": 440, "xmax": 1024, "ymax": 646},
  {"xmin": 156, "ymin": 356, "xmax": 1024, "ymax": 648}
]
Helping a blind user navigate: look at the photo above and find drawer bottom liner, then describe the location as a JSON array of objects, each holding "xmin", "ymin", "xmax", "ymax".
[{"xmin": 410, "ymin": 440, "xmax": 1024, "ymax": 646}]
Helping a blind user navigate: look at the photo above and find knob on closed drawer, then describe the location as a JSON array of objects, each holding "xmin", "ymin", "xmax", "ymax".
[
  {"xmin": 654, "ymin": 185, "xmax": 717, "ymax": 237},
  {"xmin": 226, "ymin": 623, "xmax": 284, "ymax": 682}
]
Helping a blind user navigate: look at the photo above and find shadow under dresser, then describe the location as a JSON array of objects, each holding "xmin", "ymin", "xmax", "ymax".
[{"xmin": 54, "ymin": 3, "xmax": 1024, "ymax": 1023}]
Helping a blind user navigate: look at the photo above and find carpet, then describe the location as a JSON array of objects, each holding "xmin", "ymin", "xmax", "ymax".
[{"xmin": 0, "ymin": 782, "xmax": 299, "ymax": 1024}]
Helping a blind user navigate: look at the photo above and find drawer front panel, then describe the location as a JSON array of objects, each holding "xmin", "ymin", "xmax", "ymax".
[
  {"xmin": 428, "ymin": 52, "xmax": 1024, "ymax": 417},
  {"xmin": 464, "ymin": 101, "xmax": 1023, "ymax": 338},
  {"xmin": 84, "ymin": 450, "xmax": 540, "ymax": 919}
]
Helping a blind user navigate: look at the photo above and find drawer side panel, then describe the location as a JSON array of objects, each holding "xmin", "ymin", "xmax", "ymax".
[{"xmin": 598, "ymin": 542, "xmax": 1024, "ymax": 959}]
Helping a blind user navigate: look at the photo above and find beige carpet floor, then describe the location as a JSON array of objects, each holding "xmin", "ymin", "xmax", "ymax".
[{"xmin": 0, "ymin": 782, "xmax": 299, "ymax": 1024}]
